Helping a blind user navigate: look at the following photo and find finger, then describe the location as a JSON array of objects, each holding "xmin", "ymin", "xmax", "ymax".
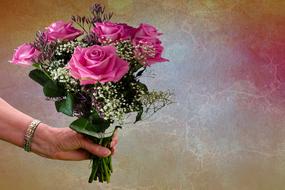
[
  {"xmin": 110, "ymin": 138, "xmax": 118, "ymax": 148},
  {"xmin": 113, "ymin": 129, "xmax": 119, "ymax": 140},
  {"xmin": 111, "ymin": 130, "xmax": 119, "ymax": 148},
  {"xmin": 53, "ymin": 150, "xmax": 91, "ymax": 161},
  {"xmin": 111, "ymin": 145, "xmax": 117, "ymax": 155},
  {"xmin": 112, "ymin": 133, "xmax": 118, "ymax": 142},
  {"xmin": 111, "ymin": 149, "xmax": 116, "ymax": 155},
  {"xmin": 80, "ymin": 138, "xmax": 111, "ymax": 157}
]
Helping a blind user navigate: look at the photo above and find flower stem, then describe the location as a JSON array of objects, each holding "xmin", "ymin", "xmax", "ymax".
[
  {"xmin": 88, "ymin": 137, "xmax": 113, "ymax": 183},
  {"xmin": 86, "ymin": 126, "xmax": 119, "ymax": 183},
  {"xmin": 88, "ymin": 156, "xmax": 99, "ymax": 182}
]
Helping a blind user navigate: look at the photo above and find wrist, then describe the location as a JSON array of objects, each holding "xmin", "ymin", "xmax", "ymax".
[
  {"xmin": 30, "ymin": 123, "xmax": 57, "ymax": 158},
  {"xmin": 23, "ymin": 119, "xmax": 41, "ymax": 152}
]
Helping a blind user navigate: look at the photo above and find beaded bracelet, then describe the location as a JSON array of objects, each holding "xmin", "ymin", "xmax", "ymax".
[{"xmin": 23, "ymin": 119, "xmax": 41, "ymax": 152}]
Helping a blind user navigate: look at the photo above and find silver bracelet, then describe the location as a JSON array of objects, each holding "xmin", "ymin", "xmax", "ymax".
[{"xmin": 24, "ymin": 119, "xmax": 41, "ymax": 152}]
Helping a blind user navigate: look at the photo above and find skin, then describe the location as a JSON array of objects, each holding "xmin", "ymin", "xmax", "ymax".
[{"xmin": 0, "ymin": 98, "xmax": 118, "ymax": 160}]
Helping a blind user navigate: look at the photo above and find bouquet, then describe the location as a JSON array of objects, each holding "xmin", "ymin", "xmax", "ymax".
[{"xmin": 10, "ymin": 3, "xmax": 172, "ymax": 183}]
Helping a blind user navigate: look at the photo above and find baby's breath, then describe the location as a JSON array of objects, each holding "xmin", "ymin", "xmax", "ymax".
[
  {"xmin": 50, "ymin": 67, "xmax": 79, "ymax": 92},
  {"xmin": 55, "ymin": 40, "xmax": 87, "ymax": 56},
  {"xmin": 140, "ymin": 90, "xmax": 173, "ymax": 116},
  {"xmin": 134, "ymin": 40, "xmax": 156, "ymax": 65},
  {"xmin": 114, "ymin": 40, "xmax": 144, "ymax": 73},
  {"xmin": 43, "ymin": 59, "xmax": 65, "ymax": 72},
  {"xmin": 92, "ymin": 80, "xmax": 146, "ymax": 122},
  {"xmin": 114, "ymin": 40, "xmax": 135, "ymax": 62}
]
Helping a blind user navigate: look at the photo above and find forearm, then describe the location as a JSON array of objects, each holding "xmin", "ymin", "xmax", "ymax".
[
  {"xmin": 0, "ymin": 98, "xmax": 115, "ymax": 160},
  {"xmin": 0, "ymin": 98, "xmax": 57, "ymax": 156},
  {"xmin": 0, "ymin": 98, "xmax": 34, "ymax": 147}
]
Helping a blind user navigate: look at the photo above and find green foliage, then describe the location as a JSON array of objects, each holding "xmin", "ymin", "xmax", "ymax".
[
  {"xmin": 29, "ymin": 69, "xmax": 65, "ymax": 97},
  {"xmin": 70, "ymin": 114, "xmax": 110, "ymax": 137},
  {"xmin": 137, "ymin": 81, "xmax": 148, "ymax": 92},
  {"xmin": 43, "ymin": 80, "xmax": 65, "ymax": 97},
  {"xmin": 29, "ymin": 69, "xmax": 50, "ymax": 86},
  {"xmin": 89, "ymin": 112, "xmax": 111, "ymax": 133},
  {"xmin": 70, "ymin": 117, "xmax": 98, "ymax": 137},
  {"xmin": 55, "ymin": 93, "xmax": 74, "ymax": 116}
]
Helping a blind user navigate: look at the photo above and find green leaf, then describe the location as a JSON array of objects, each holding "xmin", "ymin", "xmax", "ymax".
[
  {"xmin": 55, "ymin": 93, "xmax": 74, "ymax": 116},
  {"xmin": 135, "ymin": 108, "xmax": 143, "ymax": 123},
  {"xmin": 138, "ymin": 81, "xmax": 148, "ymax": 93},
  {"xmin": 32, "ymin": 63, "xmax": 41, "ymax": 69},
  {"xmin": 70, "ymin": 118, "xmax": 96, "ymax": 136},
  {"xmin": 70, "ymin": 117, "xmax": 110, "ymax": 137},
  {"xmin": 29, "ymin": 69, "xmax": 50, "ymax": 86},
  {"xmin": 43, "ymin": 80, "xmax": 65, "ymax": 97},
  {"xmin": 89, "ymin": 112, "xmax": 110, "ymax": 133},
  {"xmin": 30, "ymin": 69, "xmax": 66, "ymax": 97}
]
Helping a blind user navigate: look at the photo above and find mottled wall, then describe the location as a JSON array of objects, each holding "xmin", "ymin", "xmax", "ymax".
[{"xmin": 1, "ymin": 0, "xmax": 285, "ymax": 189}]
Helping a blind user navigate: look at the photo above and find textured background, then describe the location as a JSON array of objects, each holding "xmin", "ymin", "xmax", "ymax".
[{"xmin": 1, "ymin": 0, "xmax": 285, "ymax": 189}]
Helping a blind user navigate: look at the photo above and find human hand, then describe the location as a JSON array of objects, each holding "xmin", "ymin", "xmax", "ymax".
[{"xmin": 31, "ymin": 123, "xmax": 119, "ymax": 160}]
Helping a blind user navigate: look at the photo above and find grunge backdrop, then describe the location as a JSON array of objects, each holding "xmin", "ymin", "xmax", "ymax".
[{"xmin": 1, "ymin": 0, "xmax": 285, "ymax": 189}]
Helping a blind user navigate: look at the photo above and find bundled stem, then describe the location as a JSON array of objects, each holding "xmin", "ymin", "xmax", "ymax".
[{"xmin": 88, "ymin": 135, "xmax": 113, "ymax": 183}]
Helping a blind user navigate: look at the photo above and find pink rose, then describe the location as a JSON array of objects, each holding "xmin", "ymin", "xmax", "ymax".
[
  {"xmin": 67, "ymin": 45, "xmax": 129, "ymax": 84},
  {"xmin": 132, "ymin": 23, "xmax": 162, "ymax": 43},
  {"xmin": 132, "ymin": 24, "xmax": 168, "ymax": 65},
  {"xmin": 10, "ymin": 43, "xmax": 40, "ymax": 65},
  {"xmin": 134, "ymin": 39, "xmax": 169, "ymax": 66},
  {"xmin": 44, "ymin": 20, "xmax": 83, "ymax": 42},
  {"xmin": 92, "ymin": 22, "xmax": 135, "ymax": 43},
  {"xmin": 145, "ymin": 40, "xmax": 169, "ymax": 65}
]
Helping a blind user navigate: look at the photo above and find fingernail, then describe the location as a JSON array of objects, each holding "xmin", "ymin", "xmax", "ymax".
[{"xmin": 102, "ymin": 148, "xmax": 111, "ymax": 155}]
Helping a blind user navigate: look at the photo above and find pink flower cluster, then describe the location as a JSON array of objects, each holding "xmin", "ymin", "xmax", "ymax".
[
  {"xmin": 11, "ymin": 21, "xmax": 83, "ymax": 66},
  {"xmin": 11, "ymin": 20, "xmax": 168, "ymax": 84},
  {"xmin": 92, "ymin": 22, "xmax": 169, "ymax": 65}
]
